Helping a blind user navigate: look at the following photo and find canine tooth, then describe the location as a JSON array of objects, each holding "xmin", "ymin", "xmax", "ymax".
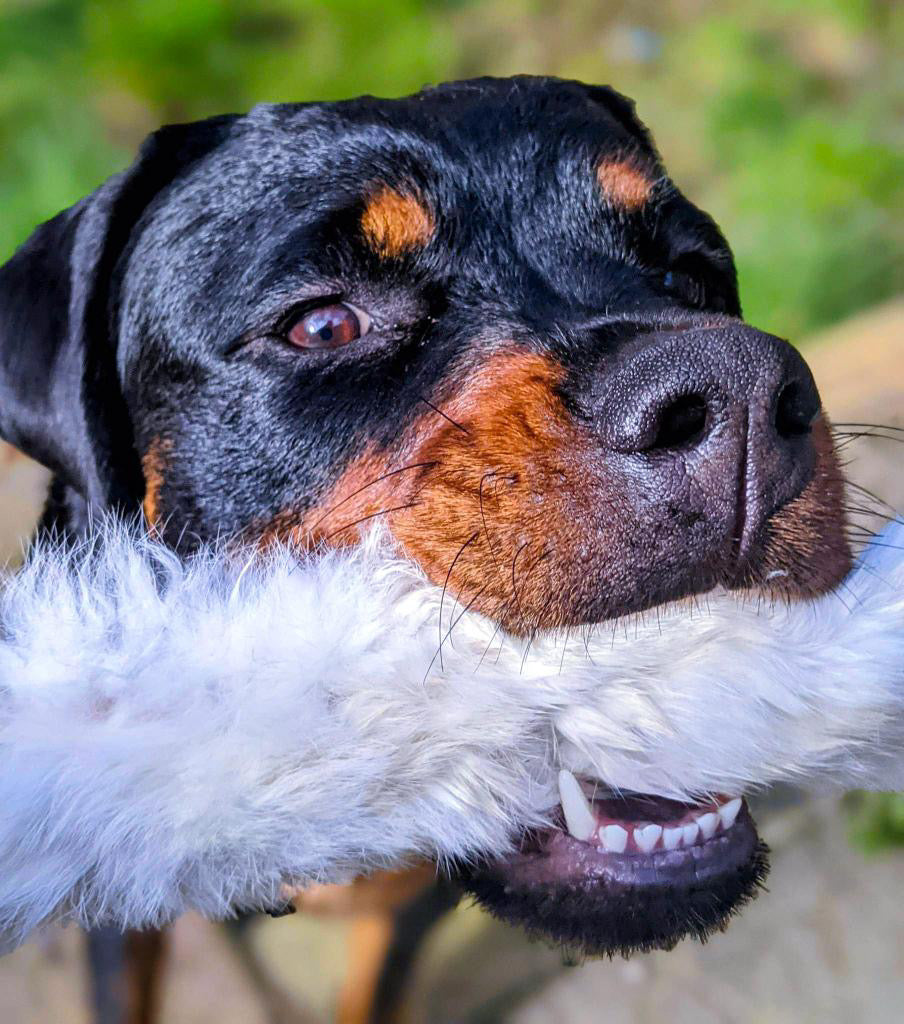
[
  {"xmin": 600, "ymin": 824, "xmax": 629, "ymax": 853},
  {"xmin": 634, "ymin": 824, "xmax": 662, "ymax": 854},
  {"xmin": 718, "ymin": 797, "xmax": 742, "ymax": 830},
  {"xmin": 557, "ymin": 770, "xmax": 597, "ymax": 841},
  {"xmin": 662, "ymin": 826, "xmax": 683, "ymax": 850},
  {"xmin": 682, "ymin": 822, "xmax": 700, "ymax": 846},
  {"xmin": 697, "ymin": 812, "xmax": 719, "ymax": 839}
]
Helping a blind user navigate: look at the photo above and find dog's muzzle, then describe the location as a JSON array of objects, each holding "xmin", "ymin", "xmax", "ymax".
[{"xmin": 457, "ymin": 778, "xmax": 768, "ymax": 956}]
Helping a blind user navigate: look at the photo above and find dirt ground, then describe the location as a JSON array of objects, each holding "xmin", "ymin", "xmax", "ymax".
[{"xmin": 0, "ymin": 298, "xmax": 901, "ymax": 1023}]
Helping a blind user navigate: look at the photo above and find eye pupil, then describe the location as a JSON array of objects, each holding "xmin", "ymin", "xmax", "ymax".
[{"xmin": 287, "ymin": 303, "xmax": 367, "ymax": 350}]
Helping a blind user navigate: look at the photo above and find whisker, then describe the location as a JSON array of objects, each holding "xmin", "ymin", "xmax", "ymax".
[
  {"xmin": 323, "ymin": 501, "xmax": 420, "ymax": 541},
  {"xmin": 846, "ymin": 526, "xmax": 881, "ymax": 539},
  {"xmin": 419, "ymin": 396, "xmax": 470, "ymax": 435},
  {"xmin": 449, "ymin": 587, "xmax": 487, "ymax": 641},
  {"xmin": 521, "ymin": 588, "xmax": 556, "ymax": 674},
  {"xmin": 856, "ymin": 540, "xmax": 904, "ymax": 552},
  {"xmin": 478, "ymin": 470, "xmax": 505, "ymax": 581},
  {"xmin": 845, "ymin": 481, "xmax": 900, "ymax": 516},
  {"xmin": 423, "ymin": 584, "xmax": 488, "ymax": 683},
  {"xmin": 558, "ymin": 626, "xmax": 572, "ymax": 674},
  {"xmin": 828, "ymin": 585, "xmax": 854, "ymax": 615},
  {"xmin": 306, "ymin": 461, "xmax": 438, "ymax": 533},
  {"xmin": 833, "ymin": 422, "xmax": 904, "ymax": 434},
  {"xmin": 851, "ymin": 558, "xmax": 894, "ymax": 589},
  {"xmin": 833, "ymin": 429, "xmax": 904, "ymax": 445},
  {"xmin": 474, "ymin": 618, "xmax": 504, "ymax": 674},
  {"xmin": 835, "ymin": 578, "xmax": 864, "ymax": 609},
  {"xmin": 844, "ymin": 504, "xmax": 898, "ymax": 523},
  {"xmin": 510, "ymin": 541, "xmax": 531, "ymax": 630},
  {"xmin": 437, "ymin": 532, "xmax": 478, "ymax": 671}
]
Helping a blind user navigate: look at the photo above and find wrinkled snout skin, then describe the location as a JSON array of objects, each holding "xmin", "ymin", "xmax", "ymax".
[{"xmin": 565, "ymin": 319, "xmax": 850, "ymax": 619}]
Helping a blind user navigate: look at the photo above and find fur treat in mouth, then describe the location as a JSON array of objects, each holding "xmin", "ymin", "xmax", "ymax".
[{"xmin": 0, "ymin": 517, "xmax": 901, "ymax": 953}]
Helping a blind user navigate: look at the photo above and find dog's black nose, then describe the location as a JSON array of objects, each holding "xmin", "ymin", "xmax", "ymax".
[{"xmin": 595, "ymin": 322, "xmax": 821, "ymax": 563}]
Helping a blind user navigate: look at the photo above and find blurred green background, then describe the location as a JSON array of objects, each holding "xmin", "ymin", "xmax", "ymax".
[{"xmin": 1, "ymin": 0, "xmax": 902, "ymax": 341}]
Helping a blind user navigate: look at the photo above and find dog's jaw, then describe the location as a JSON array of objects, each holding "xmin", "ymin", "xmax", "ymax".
[{"xmin": 456, "ymin": 786, "xmax": 769, "ymax": 957}]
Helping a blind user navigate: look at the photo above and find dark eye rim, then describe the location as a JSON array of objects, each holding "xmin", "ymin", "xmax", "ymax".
[
  {"xmin": 663, "ymin": 267, "xmax": 707, "ymax": 308},
  {"xmin": 662, "ymin": 252, "xmax": 736, "ymax": 314}
]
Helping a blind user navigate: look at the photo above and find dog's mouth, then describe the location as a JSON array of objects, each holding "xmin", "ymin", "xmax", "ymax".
[{"xmin": 457, "ymin": 771, "xmax": 769, "ymax": 957}]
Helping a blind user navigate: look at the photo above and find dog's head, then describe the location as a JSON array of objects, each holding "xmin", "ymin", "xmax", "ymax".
[{"xmin": 0, "ymin": 76, "xmax": 850, "ymax": 955}]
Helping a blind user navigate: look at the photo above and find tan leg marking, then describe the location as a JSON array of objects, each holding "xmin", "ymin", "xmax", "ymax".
[{"xmin": 141, "ymin": 437, "xmax": 170, "ymax": 529}]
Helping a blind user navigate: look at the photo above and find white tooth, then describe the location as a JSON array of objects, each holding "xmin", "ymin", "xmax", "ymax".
[
  {"xmin": 600, "ymin": 824, "xmax": 629, "ymax": 853},
  {"xmin": 633, "ymin": 823, "xmax": 663, "ymax": 854},
  {"xmin": 697, "ymin": 812, "xmax": 719, "ymax": 839},
  {"xmin": 662, "ymin": 826, "xmax": 683, "ymax": 850},
  {"xmin": 557, "ymin": 769, "xmax": 597, "ymax": 841},
  {"xmin": 718, "ymin": 797, "xmax": 742, "ymax": 830},
  {"xmin": 682, "ymin": 822, "xmax": 700, "ymax": 847}
]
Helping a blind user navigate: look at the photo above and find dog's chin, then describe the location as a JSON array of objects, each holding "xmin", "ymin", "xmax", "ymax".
[{"xmin": 455, "ymin": 795, "xmax": 769, "ymax": 958}]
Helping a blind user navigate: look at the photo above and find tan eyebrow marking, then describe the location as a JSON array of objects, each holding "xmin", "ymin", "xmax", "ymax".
[
  {"xmin": 360, "ymin": 187, "xmax": 435, "ymax": 257},
  {"xmin": 595, "ymin": 158, "xmax": 654, "ymax": 211}
]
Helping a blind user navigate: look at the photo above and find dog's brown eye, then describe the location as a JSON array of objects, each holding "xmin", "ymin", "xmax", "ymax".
[
  {"xmin": 287, "ymin": 303, "xmax": 370, "ymax": 350},
  {"xmin": 664, "ymin": 270, "xmax": 706, "ymax": 309}
]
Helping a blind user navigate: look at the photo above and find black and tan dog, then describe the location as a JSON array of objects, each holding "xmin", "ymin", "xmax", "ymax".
[{"xmin": 0, "ymin": 77, "xmax": 850, "ymax": 1022}]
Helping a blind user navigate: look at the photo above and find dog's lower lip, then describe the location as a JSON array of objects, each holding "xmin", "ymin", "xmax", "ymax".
[{"xmin": 455, "ymin": 783, "xmax": 768, "ymax": 957}]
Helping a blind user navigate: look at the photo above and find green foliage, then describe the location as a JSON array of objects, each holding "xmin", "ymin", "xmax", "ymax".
[
  {"xmin": 0, "ymin": 0, "xmax": 459, "ymax": 260},
  {"xmin": 2, "ymin": 0, "xmax": 901, "ymax": 332},
  {"xmin": 535, "ymin": 0, "xmax": 904, "ymax": 339},
  {"xmin": 667, "ymin": 7, "xmax": 903, "ymax": 338},
  {"xmin": 0, "ymin": 1, "xmax": 126, "ymax": 259},
  {"xmin": 1, "ymin": 0, "xmax": 900, "ymax": 331},
  {"xmin": 846, "ymin": 792, "xmax": 904, "ymax": 852},
  {"xmin": 82, "ymin": 0, "xmax": 457, "ymax": 118}
]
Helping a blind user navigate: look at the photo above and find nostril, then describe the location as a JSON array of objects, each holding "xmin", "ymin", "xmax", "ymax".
[
  {"xmin": 648, "ymin": 393, "xmax": 708, "ymax": 451},
  {"xmin": 775, "ymin": 381, "xmax": 817, "ymax": 439}
]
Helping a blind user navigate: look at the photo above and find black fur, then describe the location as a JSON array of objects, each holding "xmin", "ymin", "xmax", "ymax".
[
  {"xmin": 0, "ymin": 116, "xmax": 236, "ymax": 518},
  {"xmin": 0, "ymin": 76, "xmax": 741, "ymax": 547},
  {"xmin": 0, "ymin": 77, "xmax": 831, "ymax": 629}
]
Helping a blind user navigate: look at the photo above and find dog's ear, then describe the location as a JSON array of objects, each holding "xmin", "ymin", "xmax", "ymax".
[{"xmin": 0, "ymin": 114, "xmax": 236, "ymax": 511}]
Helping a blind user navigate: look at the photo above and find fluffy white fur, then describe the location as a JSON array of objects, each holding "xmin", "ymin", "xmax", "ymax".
[{"xmin": 0, "ymin": 519, "xmax": 902, "ymax": 949}]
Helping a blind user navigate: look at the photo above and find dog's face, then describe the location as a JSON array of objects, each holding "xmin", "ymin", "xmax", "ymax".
[{"xmin": 0, "ymin": 77, "xmax": 850, "ymax": 955}]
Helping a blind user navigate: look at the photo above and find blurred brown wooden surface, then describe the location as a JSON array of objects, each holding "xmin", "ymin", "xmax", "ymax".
[{"xmin": 0, "ymin": 443, "xmax": 48, "ymax": 567}]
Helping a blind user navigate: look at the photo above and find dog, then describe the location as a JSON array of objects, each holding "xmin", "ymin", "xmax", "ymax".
[{"xmin": 0, "ymin": 75, "xmax": 853, "ymax": 1022}]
